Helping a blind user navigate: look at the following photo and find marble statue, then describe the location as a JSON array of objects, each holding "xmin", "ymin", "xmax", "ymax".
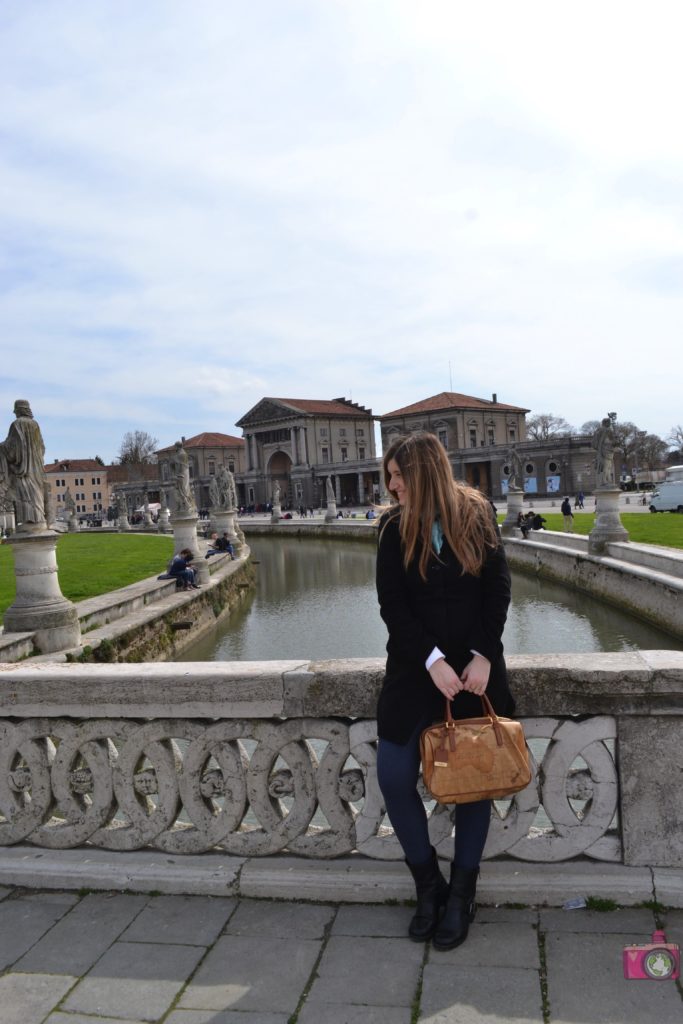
[
  {"xmin": 170, "ymin": 440, "xmax": 196, "ymax": 513},
  {"xmin": 63, "ymin": 487, "xmax": 76, "ymax": 513},
  {"xmin": 505, "ymin": 448, "xmax": 524, "ymax": 490},
  {"xmin": 272, "ymin": 480, "xmax": 281, "ymax": 505},
  {"xmin": 592, "ymin": 417, "xmax": 617, "ymax": 487},
  {"xmin": 326, "ymin": 476, "xmax": 335, "ymax": 503},
  {"xmin": 0, "ymin": 400, "xmax": 47, "ymax": 528}
]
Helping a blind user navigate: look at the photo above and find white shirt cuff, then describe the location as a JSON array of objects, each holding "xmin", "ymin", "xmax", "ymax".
[{"xmin": 425, "ymin": 647, "xmax": 446, "ymax": 670}]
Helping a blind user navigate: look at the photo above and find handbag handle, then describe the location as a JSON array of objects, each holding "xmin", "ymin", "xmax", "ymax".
[{"xmin": 443, "ymin": 694, "xmax": 505, "ymax": 747}]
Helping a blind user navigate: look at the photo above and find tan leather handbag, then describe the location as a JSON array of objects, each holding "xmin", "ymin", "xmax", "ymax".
[{"xmin": 420, "ymin": 694, "xmax": 531, "ymax": 804}]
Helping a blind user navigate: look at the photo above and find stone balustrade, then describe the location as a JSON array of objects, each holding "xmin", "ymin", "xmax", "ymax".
[{"xmin": 0, "ymin": 652, "xmax": 681, "ymax": 867}]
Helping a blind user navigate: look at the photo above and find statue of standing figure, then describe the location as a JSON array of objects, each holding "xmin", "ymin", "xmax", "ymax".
[
  {"xmin": 63, "ymin": 487, "xmax": 76, "ymax": 514},
  {"xmin": 0, "ymin": 400, "xmax": 48, "ymax": 530},
  {"xmin": 272, "ymin": 480, "xmax": 281, "ymax": 506},
  {"xmin": 505, "ymin": 448, "xmax": 524, "ymax": 491},
  {"xmin": 170, "ymin": 440, "xmax": 196, "ymax": 514},
  {"xmin": 209, "ymin": 465, "xmax": 237, "ymax": 511},
  {"xmin": 592, "ymin": 417, "xmax": 617, "ymax": 487},
  {"xmin": 326, "ymin": 476, "xmax": 336, "ymax": 504}
]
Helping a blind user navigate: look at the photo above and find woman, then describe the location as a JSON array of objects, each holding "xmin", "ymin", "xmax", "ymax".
[
  {"xmin": 375, "ymin": 432, "xmax": 513, "ymax": 950},
  {"xmin": 168, "ymin": 548, "xmax": 199, "ymax": 590}
]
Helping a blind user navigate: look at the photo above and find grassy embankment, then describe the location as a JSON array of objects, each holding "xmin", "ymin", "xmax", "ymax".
[
  {"xmin": 517, "ymin": 511, "xmax": 683, "ymax": 547},
  {"xmin": 0, "ymin": 533, "xmax": 174, "ymax": 625}
]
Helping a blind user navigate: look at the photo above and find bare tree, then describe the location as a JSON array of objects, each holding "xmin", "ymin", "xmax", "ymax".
[
  {"xmin": 116, "ymin": 430, "xmax": 159, "ymax": 465},
  {"xmin": 667, "ymin": 425, "xmax": 683, "ymax": 452},
  {"xmin": 580, "ymin": 420, "xmax": 601, "ymax": 435},
  {"xmin": 526, "ymin": 413, "xmax": 574, "ymax": 441}
]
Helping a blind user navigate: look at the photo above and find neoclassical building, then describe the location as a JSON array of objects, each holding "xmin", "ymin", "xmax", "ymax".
[
  {"xmin": 380, "ymin": 392, "xmax": 597, "ymax": 498},
  {"xmin": 236, "ymin": 397, "xmax": 380, "ymax": 508}
]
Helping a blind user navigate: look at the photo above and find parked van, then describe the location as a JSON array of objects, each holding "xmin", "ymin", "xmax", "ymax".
[{"xmin": 649, "ymin": 465, "xmax": 683, "ymax": 513}]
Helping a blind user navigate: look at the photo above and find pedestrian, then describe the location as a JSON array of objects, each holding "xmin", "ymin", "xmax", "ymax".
[
  {"xmin": 375, "ymin": 432, "xmax": 514, "ymax": 951},
  {"xmin": 561, "ymin": 496, "xmax": 574, "ymax": 532}
]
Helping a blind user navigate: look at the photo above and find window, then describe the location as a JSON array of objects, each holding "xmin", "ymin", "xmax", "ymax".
[
  {"xmin": 320, "ymin": 427, "xmax": 328, "ymax": 437},
  {"xmin": 208, "ymin": 461, "xmax": 216, "ymax": 475},
  {"xmin": 228, "ymin": 462, "xmax": 235, "ymax": 473},
  {"xmin": 356, "ymin": 428, "xmax": 365, "ymax": 437},
  {"xmin": 91, "ymin": 477, "xmax": 100, "ymax": 485},
  {"xmin": 469, "ymin": 429, "xmax": 477, "ymax": 448},
  {"xmin": 487, "ymin": 428, "xmax": 495, "ymax": 445},
  {"xmin": 509, "ymin": 428, "xmax": 516, "ymax": 442},
  {"xmin": 358, "ymin": 446, "xmax": 366, "ymax": 460},
  {"xmin": 525, "ymin": 463, "xmax": 535, "ymax": 475},
  {"xmin": 341, "ymin": 446, "xmax": 348, "ymax": 462},
  {"xmin": 438, "ymin": 429, "xmax": 448, "ymax": 449},
  {"xmin": 339, "ymin": 428, "xmax": 347, "ymax": 437},
  {"xmin": 321, "ymin": 446, "xmax": 329, "ymax": 464}
]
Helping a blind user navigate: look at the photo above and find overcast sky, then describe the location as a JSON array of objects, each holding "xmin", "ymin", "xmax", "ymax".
[{"xmin": 1, "ymin": 0, "xmax": 682, "ymax": 462}]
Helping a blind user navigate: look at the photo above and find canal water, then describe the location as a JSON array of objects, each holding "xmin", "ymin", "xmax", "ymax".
[{"xmin": 180, "ymin": 535, "xmax": 683, "ymax": 662}]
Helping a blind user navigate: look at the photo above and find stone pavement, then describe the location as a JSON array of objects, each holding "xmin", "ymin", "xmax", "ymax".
[{"xmin": 1, "ymin": 883, "xmax": 681, "ymax": 1024}]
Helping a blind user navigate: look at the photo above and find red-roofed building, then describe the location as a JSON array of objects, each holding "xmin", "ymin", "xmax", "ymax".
[
  {"xmin": 236, "ymin": 397, "xmax": 379, "ymax": 508},
  {"xmin": 44, "ymin": 459, "xmax": 109, "ymax": 519},
  {"xmin": 156, "ymin": 432, "xmax": 246, "ymax": 512},
  {"xmin": 380, "ymin": 391, "xmax": 530, "ymax": 495}
]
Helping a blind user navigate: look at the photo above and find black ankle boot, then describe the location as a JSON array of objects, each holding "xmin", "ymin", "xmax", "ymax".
[
  {"xmin": 405, "ymin": 847, "xmax": 449, "ymax": 942},
  {"xmin": 432, "ymin": 864, "xmax": 478, "ymax": 951}
]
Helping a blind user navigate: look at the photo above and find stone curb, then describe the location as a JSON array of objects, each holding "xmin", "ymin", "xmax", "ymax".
[{"xmin": 0, "ymin": 846, "xmax": 677, "ymax": 906}]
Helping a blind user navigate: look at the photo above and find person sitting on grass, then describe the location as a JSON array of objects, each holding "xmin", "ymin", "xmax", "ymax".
[{"xmin": 169, "ymin": 548, "xmax": 199, "ymax": 590}]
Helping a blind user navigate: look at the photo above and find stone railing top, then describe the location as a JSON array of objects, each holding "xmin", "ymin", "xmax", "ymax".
[{"xmin": 1, "ymin": 652, "xmax": 681, "ymax": 719}]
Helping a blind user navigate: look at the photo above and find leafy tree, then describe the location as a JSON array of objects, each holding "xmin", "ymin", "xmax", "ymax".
[
  {"xmin": 116, "ymin": 430, "xmax": 159, "ymax": 465},
  {"xmin": 526, "ymin": 413, "xmax": 574, "ymax": 441},
  {"xmin": 94, "ymin": 455, "xmax": 105, "ymax": 466}
]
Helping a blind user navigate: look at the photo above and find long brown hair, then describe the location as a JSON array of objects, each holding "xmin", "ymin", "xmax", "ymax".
[{"xmin": 381, "ymin": 432, "xmax": 499, "ymax": 579}]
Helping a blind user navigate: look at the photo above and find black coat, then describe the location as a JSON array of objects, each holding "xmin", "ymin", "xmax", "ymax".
[{"xmin": 376, "ymin": 509, "xmax": 514, "ymax": 744}]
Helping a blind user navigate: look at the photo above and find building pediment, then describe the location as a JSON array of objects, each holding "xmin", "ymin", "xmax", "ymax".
[{"xmin": 236, "ymin": 399, "xmax": 302, "ymax": 429}]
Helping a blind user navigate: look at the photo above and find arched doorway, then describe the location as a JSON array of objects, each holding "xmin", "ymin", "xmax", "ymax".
[{"xmin": 267, "ymin": 451, "xmax": 293, "ymax": 507}]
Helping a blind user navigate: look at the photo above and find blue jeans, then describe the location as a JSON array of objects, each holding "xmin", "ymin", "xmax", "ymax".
[{"xmin": 376, "ymin": 716, "xmax": 492, "ymax": 868}]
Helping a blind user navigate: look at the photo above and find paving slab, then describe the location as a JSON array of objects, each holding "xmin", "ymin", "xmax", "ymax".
[
  {"xmin": 224, "ymin": 897, "xmax": 334, "ymax": 939},
  {"xmin": 16, "ymin": 892, "xmax": 149, "ymax": 974},
  {"xmin": 299, "ymin": 1005, "xmax": 411, "ymax": 1024},
  {"xmin": 178, "ymin": 934, "xmax": 321, "ymax": 1015},
  {"xmin": 305, "ymin": 935, "xmax": 423, "ymax": 1008},
  {"xmin": 419, "ymin": 964, "xmax": 544, "ymax": 1023},
  {"xmin": 120, "ymin": 894, "xmax": 236, "ymax": 945},
  {"xmin": 0, "ymin": 891, "xmax": 79, "ymax": 970},
  {"xmin": 662, "ymin": 908, "xmax": 682, "ymax": 947},
  {"xmin": 331, "ymin": 904, "xmax": 413, "ymax": 937},
  {"xmin": 0, "ymin": 972, "xmax": 77, "ymax": 1024},
  {"xmin": 477, "ymin": 906, "xmax": 538, "ymax": 924},
  {"xmin": 61, "ymin": 940, "xmax": 206, "ymax": 1021},
  {"xmin": 46, "ymin": 1015, "xmax": 150, "ymax": 1024},
  {"xmin": 166, "ymin": 1012, "xmax": 290, "ymax": 1024},
  {"xmin": 539, "ymin": 907, "xmax": 656, "ymax": 935},
  {"xmin": 545, "ymin": 931, "xmax": 683, "ymax": 1023},
  {"xmin": 427, "ymin": 920, "xmax": 540, "ymax": 969},
  {"xmin": 478, "ymin": 861, "xmax": 654, "ymax": 907}
]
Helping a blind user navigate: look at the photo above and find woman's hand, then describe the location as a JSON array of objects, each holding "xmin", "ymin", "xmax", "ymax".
[
  {"xmin": 428, "ymin": 658, "xmax": 463, "ymax": 700},
  {"xmin": 460, "ymin": 653, "xmax": 491, "ymax": 696}
]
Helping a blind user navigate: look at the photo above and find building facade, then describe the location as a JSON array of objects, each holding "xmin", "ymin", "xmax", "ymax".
[
  {"xmin": 44, "ymin": 459, "xmax": 109, "ymax": 520},
  {"xmin": 156, "ymin": 432, "xmax": 246, "ymax": 513},
  {"xmin": 236, "ymin": 398, "xmax": 380, "ymax": 508}
]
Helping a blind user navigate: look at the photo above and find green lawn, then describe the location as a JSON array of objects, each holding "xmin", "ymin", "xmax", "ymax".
[
  {"xmin": 0, "ymin": 533, "xmax": 174, "ymax": 623},
  {"xmin": 501, "ymin": 512, "xmax": 683, "ymax": 548}
]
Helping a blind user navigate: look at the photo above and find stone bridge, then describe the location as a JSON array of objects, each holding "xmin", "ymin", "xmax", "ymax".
[{"xmin": 1, "ymin": 653, "xmax": 681, "ymax": 879}]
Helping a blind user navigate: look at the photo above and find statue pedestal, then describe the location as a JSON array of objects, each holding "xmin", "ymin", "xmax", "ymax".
[
  {"xmin": 588, "ymin": 487, "xmax": 629, "ymax": 554},
  {"xmin": 118, "ymin": 514, "xmax": 131, "ymax": 532},
  {"xmin": 270, "ymin": 502, "xmax": 282, "ymax": 525},
  {"xmin": 170, "ymin": 513, "xmax": 210, "ymax": 586},
  {"xmin": 324, "ymin": 500, "xmax": 338, "ymax": 523},
  {"xmin": 67, "ymin": 514, "xmax": 79, "ymax": 533},
  {"xmin": 212, "ymin": 509, "xmax": 241, "ymax": 551},
  {"xmin": 501, "ymin": 488, "xmax": 524, "ymax": 536},
  {"xmin": 3, "ymin": 529, "xmax": 81, "ymax": 653},
  {"xmin": 157, "ymin": 508, "xmax": 170, "ymax": 533}
]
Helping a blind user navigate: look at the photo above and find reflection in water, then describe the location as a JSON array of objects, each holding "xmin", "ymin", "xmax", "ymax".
[{"xmin": 179, "ymin": 535, "xmax": 682, "ymax": 662}]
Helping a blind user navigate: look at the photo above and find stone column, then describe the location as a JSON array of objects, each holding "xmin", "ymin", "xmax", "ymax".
[
  {"xmin": 501, "ymin": 487, "xmax": 524, "ymax": 536},
  {"xmin": 300, "ymin": 426, "xmax": 309, "ymax": 466},
  {"xmin": 3, "ymin": 529, "xmax": 81, "ymax": 653},
  {"xmin": 251, "ymin": 434, "xmax": 259, "ymax": 470},
  {"xmin": 357, "ymin": 472, "xmax": 365, "ymax": 504},
  {"xmin": 324, "ymin": 476, "xmax": 338, "ymax": 523},
  {"xmin": 170, "ymin": 513, "xmax": 210, "ymax": 586},
  {"xmin": 290, "ymin": 427, "xmax": 299, "ymax": 465},
  {"xmin": 588, "ymin": 487, "xmax": 628, "ymax": 553}
]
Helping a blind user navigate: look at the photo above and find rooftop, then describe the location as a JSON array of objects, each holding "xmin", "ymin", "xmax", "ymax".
[{"xmin": 380, "ymin": 391, "xmax": 530, "ymax": 419}]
